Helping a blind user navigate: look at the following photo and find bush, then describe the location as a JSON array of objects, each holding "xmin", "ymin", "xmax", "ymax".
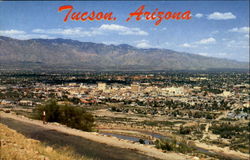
[
  {"xmin": 180, "ymin": 126, "xmax": 191, "ymax": 134},
  {"xmin": 155, "ymin": 138, "xmax": 193, "ymax": 153},
  {"xmin": 33, "ymin": 100, "xmax": 94, "ymax": 131},
  {"xmin": 155, "ymin": 139, "xmax": 173, "ymax": 151},
  {"xmin": 4, "ymin": 110, "xmax": 11, "ymax": 113},
  {"xmin": 138, "ymin": 139, "xmax": 145, "ymax": 144},
  {"xmin": 209, "ymin": 123, "xmax": 247, "ymax": 139}
]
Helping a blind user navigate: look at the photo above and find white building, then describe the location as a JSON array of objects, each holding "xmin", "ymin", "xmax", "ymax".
[
  {"xmin": 98, "ymin": 82, "xmax": 107, "ymax": 91},
  {"xmin": 163, "ymin": 87, "xmax": 185, "ymax": 96}
]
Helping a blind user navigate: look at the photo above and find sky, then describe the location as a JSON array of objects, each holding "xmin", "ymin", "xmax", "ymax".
[{"xmin": 0, "ymin": 1, "xmax": 249, "ymax": 62}]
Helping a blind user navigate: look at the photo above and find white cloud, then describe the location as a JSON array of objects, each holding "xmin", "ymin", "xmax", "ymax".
[
  {"xmin": 0, "ymin": 29, "xmax": 25, "ymax": 36},
  {"xmin": 98, "ymin": 24, "xmax": 148, "ymax": 36},
  {"xmin": 32, "ymin": 25, "xmax": 148, "ymax": 37},
  {"xmin": 195, "ymin": 13, "xmax": 203, "ymax": 18},
  {"xmin": 0, "ymin": 29, "xmax": 55, "ymax": 40},
  {"xmin": 198, "ymin": 53, "xmax": 208, "ymax": 56},
  {"xmin": 195, "ymin": 37, "xmax": 216, "ymax": 44},
  {"xmin": 180, "ymin": 43, "xmax": 196, "ymax": 48},
  {"xmin": 15, "ymin": 34, "xmax": 55, "ymax": 40},
  {"xmin": 229, "ymin": 27, "xmax": 249, "ymax": 33},
  {"xmin": 226, "ymin": 39, "xmax": 249, "ymax": 49},
  {"xmin": 245, "ymin": 34, "xmax": 249, "ymax": 38},
  {"xmin": 217, "ymin": 52, "xmax": 229, "ymax": 57},
  {"xmin": 32, "ymin": 29, "xmax": 44, "ymax": 33},
  {"xmin": 1, "ymin": 25, "xmax": 148, "ymax": 40},
  {"xmin": 32, "ymin": 27, "xmax": 101, "ymax": 37},
  {"xmin": 180, "ymin": 37, "xmax": 216, "ymax": 49},
  {"xmin": 102, "ymin": 41, "xmax": 120, "ymax": 45},
  {"xmin": 99, "ymin": 24, "xmax": 127, "ymax": 31},
  {"xmin": 164, "ymin": 42, "xmax": 169, "ymax": 45},
  {"xmin": 211, "ymin": 30, "xmax": 219, "ymax": 35},
  {"xmin": 207, "ymin": 12, "xmax": 236, "ymax": 20},
  {"xmin": 135, "ymin": 40, "xmax": 152, "ymax": 48}
]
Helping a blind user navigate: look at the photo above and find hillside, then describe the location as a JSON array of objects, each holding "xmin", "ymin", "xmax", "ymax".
[
  {"xmin": 0, "ymin": 123, "xmax": 89, "ymax": 160},
  {"xmin": 0, "ymin": 36, "xmax": 248, "ymax": 71}
]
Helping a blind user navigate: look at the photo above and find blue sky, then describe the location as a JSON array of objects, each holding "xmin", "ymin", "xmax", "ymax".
[{"xmin": 0, "ymin": 1, "xmax": 249, "ymax": 62}]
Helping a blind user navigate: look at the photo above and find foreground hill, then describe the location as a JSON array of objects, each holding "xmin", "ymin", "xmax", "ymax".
[
  {"xmin": 1, "ymin": 111, "xmax": 189, "ymax": 160},
  {"xmin": 0, "ymin": 36, "xmax": 248, "ymax": 71},
  {"xmin": 0, "ymin": 123, "xmax": 88, "ymax": 160}
]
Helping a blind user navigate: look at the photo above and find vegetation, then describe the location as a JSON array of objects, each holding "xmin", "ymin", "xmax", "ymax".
[
  {"xmin": 34, "ymin": 100, "xmax": 95, "ymax": 131},
  {"xmin": 141, "ymin": 120, "xmax": 174, "ymax": 126},
  {"xmin": 155, "ymin": 138, "xmax": 193, "ymax": 153},
  {"xmin": 179, "ymin": 126, "xmax": 192, "ymax": 135},
  {"xmin": 210, "ymin": 123, "xmax": 249, "ymax": 139},
  {"xmin": 203, "ymin": 88, "xmax": 223, "ymax": 94},
  {"xmin": 138, "ymin": 139, "xmax": 145, "ymax": 144},
  {"xmin": 209, "ymin": 122, "xmax": 250, "ymax": 153}
]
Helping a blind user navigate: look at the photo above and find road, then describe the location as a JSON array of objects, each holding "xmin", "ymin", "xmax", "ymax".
[
  {"xmin": 0, "ymin": 117, "xmax": 158, "ymax": 160},
  {"xmin": 0, "ymin": 112, "xmax": 191, "ymax": 160}
]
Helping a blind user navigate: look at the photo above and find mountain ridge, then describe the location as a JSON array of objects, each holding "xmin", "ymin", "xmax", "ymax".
[{"xmin": 0, "ymin": 36, "xmax": 248, "ymax": 71}]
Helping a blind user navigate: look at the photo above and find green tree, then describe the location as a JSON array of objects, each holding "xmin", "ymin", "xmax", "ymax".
[{"xmin": 34, "ymin": 100, "xmax": 94, "ymax": 131}]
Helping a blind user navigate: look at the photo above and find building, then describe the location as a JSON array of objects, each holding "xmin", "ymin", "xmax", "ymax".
[
  {"xmin": 98, "ymin": 82, "xmax": 107, "ymax": 91},
  {"xmin": 131, "ymin": 84, "xmax": 140, "ymax": 92},
  {"xmin": 164, "ymin": 87, "xmax": 185, "ymax": 96}
]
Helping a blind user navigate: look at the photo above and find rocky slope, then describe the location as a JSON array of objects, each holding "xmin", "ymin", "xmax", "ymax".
[{"xmin": 0, "ymin": 36, "xmax": 248, "ymax": 71}]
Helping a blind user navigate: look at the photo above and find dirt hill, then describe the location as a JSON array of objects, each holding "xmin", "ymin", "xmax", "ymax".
[{"xmin": 0, "ymin": 123, "xmax": 88, "ymax": 160}]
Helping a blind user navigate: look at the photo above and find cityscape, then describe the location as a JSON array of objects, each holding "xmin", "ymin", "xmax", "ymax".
[{"xmin": 0, "ymin": 71, "xmax": 249, "ymax": 159}]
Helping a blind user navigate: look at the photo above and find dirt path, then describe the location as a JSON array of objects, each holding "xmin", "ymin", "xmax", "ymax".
[{"xmin": 0, "ymin": 112, "xmax": 190, "ymax": 160}]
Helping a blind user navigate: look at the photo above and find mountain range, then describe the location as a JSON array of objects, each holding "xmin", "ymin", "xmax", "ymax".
[{"xmin": 0, "ymin": 36, "xmax": 248, "ymax": 71}]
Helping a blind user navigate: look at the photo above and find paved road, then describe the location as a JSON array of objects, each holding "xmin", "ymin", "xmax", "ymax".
[{"xmin": 0, "ymin": 117, "xmax": 157, "ymax": 160}]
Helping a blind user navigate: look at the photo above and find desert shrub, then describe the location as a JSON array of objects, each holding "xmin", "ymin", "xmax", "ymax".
[
  {"xmin": 33, "ymin": 100, "xmax": 94, "ymax": 131},
  {"xmin": 209, "ymin": 123, "xmax": 247, "ymax": 139},
  {"xmin": 155, "ymin": 139, "xmax": 173, "ymax": 151},
  {"xmin": 199, "ymin": 124, "xmax": 206, "ymax": 131},
  {"xmin": 155, "ymin": 138, "xmax": 193, "ymax": 153},
  {"xmin": 204, "ymin": 88, "xmax": 223, "ymax": 94},
  {"xmin": 180, "ymin": 126, "xmax": 191, "ymax": 134},
  {"xmin": 138, "ymin": 139, "xmax": 145, "ymax": 144},
  {"xmin": 142, "ymin": 120, "xmax": 174, "ymax": 127},
  {"xmin": 4, "ymin": 110, "xmax": 11, "ymax": 113}
]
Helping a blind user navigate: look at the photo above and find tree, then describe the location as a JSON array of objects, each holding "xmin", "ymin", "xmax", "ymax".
[{"xmin": 34, "ymin": 100, "xmax": 94, "ymax": 131}]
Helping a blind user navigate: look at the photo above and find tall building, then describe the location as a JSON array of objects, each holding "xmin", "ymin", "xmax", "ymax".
[
  {"xmin": 98, "ymin": 82, "xmax": 107, "ymax": 91},
  {"xmin": 131, "ymin": 83, "xmax": 140, "ymax": 92}
]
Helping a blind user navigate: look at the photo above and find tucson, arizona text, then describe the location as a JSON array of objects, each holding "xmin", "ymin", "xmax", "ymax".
[{"xmin": 58, "ymin": 5, "xmax": 192, "ymax": 25}]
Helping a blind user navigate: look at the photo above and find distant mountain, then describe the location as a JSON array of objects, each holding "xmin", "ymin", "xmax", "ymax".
[{"xmin": 0, "ymin": 36, "xmax": 248, "ymax": 71}]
